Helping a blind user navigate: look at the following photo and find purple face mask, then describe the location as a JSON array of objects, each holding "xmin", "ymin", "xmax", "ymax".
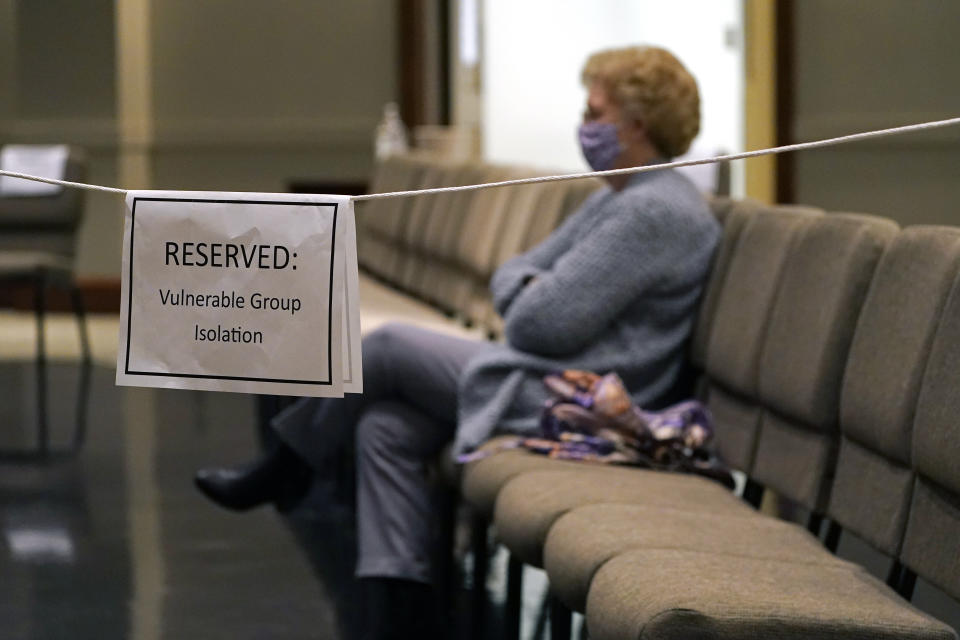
[{"xmin": 578, "ymin": 121, "xmax": 622, "ymax": 172}]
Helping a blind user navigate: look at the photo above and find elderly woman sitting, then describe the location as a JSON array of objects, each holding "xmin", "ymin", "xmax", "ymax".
[{"xmin": 195, "ymin": 45, "xmax": 718, "ymax": 638}]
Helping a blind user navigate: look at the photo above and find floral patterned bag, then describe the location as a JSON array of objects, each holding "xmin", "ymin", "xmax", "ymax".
[{"xmin": 460, "ymin": 369, "xmax": 733, "ymax": 489}]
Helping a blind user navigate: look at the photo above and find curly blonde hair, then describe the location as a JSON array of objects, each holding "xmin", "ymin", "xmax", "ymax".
[{"xmin": 582, "ymin": 46, "xmax": 700, "ymax": 158}]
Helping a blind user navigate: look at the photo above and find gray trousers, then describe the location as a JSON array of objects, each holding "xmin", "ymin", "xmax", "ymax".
[{"xmin": 272, "ymin": 323, "xmax": 490, "ymax": 583}]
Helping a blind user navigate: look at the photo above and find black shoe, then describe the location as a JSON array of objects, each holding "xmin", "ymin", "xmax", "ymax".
[{"xmin": 194, "ymin": 442, "xmax": 312, "ymax": 512}]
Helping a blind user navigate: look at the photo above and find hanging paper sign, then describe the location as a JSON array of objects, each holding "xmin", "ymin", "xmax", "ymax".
[
  {"xmin": 341, "ymin": 206, "xmax": 363, "ymax": 393},
  {"xmin": 116, "ymin": 190, "xmax": 361, "ymax": 397}
]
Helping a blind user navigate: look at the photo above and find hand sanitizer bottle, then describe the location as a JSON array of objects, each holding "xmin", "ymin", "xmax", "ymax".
[{"xmin": 375, "ymin": 102, "xmax": 409, "ymax": 158}]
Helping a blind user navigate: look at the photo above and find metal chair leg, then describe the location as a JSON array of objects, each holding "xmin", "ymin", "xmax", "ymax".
[
  {"xmin": 70, "ymin": 282, "xmax": 92, "ymax": 451},
  {"xmin": 806, "ymin": 512, "xmax": 824, "ymax": 537},
  {"xmin": 886, "ymin": 560, "xmax": 904, "ymax": 590},
  {"xmin": 69, "ymin": 282, "xmax": 92, "ymax": 366},
  {"xmin": 742, "ymin": 478, "xmax": 765, "ymax": 509},
  {"xmin": 34, "ymin": 270, "xmax": 49, "ymax": 457},
  {"xmin": 888, "ymin": 561, "xmax": 918, "ymax": 601},
  {"xmin": 470, "ymin": 514, "xmax": 489, "ymax": 640},
  {"xmin": 898, "ymin": 567, "xmax": 918, "ymax": 601},
  {"xmin": 505, "ymin": 553, "xmax": 523, "ymax": 640},
  {"xmin": 549, "ymin": 594, "xmax": 572, "ymax": 640},
  {"xmin": 824, "ymin": 520, "xmax": 842, "ymax": 553},
  {"xmin": 434, "ymin": 485, "xmax": 459, "ymax": 636}
]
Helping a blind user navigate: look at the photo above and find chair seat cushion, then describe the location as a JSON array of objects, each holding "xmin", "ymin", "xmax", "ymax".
[
  {"xmin": 493, "ymin": 467, "xmax": 752, "ymax": 567},
  {"xmin": 461, "ymin": 447, "xmax": 595, "ymax": 518},
  {"xmin": 0, "ymin": 251, "xmax": 73, "ymax": 276},
  {"xmin": 585, "ymin": 549, "xmax": 956, "ymax": 640},
  {"xmin": 544, "ymin": 503, "xmax": 836, "ymax": 613}
]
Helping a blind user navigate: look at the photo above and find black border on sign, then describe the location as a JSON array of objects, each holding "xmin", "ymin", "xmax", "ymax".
[{"xmin": 124, "ymin": 196, "xmax": 338, "ymax": 385}]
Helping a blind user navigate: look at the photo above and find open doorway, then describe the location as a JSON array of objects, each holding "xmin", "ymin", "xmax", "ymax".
[{"xmin": 464, "ymin": 0, "xmax": 745, "ymax": 195}]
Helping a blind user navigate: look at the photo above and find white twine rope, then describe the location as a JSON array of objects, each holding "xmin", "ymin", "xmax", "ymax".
[
  {"xmin": 0, "ymin": 170, "xmax": 127, "ymax": 195},
  {"xmin": 1, "ymin": 116, "xmax": 959, "ymax": 199},
  {"xmin": 355, "ymin": 116, "xmax": 960, "ymax": 201}
]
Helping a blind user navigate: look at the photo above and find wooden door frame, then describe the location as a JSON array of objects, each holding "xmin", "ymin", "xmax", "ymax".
[
  {"xmin": 397, "ymin": 0, "xmax": 451, "ymax": 128},
  {"xmin": 775, "ymin": 0, "xmax": 795, "ymax": 203}
]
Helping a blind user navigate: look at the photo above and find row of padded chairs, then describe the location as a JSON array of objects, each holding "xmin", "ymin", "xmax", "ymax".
[
  {"xmin": 355, "ymin": 153, "xmax": 600, "ymax": 335},
  {"xmin": 458, "ymin": 200, "xmax": 960, "ymax": 639}
]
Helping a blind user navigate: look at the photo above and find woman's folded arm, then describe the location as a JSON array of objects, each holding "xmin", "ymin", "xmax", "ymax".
[{"xmin": 502, "ymin": 208, "xmax": 679, "ymax": 356}]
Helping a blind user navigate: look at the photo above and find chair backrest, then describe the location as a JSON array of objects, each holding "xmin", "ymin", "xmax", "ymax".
[
  {"xmin": 405, "ymin": 163, "xmax": 488, "ymax": 300},
  {"xmin": 827, "ymin": 227, "xmax": 960, "ymax": 556},
  {"xmin": 750, "ymin": 213, "xmax": 898, "ymax": 512},
  {"xmin": 400, "ymin": 164, "xmax": 463, "ymax": 253},
  {"xmin": 445, "ymin": 168, "xmax": 540, "ymax": 303},
  {"xmin": 357, "ymin": 154, "xmax": 425, "ymax": 239},
  {"xmin": 429, "ymin": 164, "xmax": 504, "ymax": 265},
  {"xmin": 703, "ymin": 206, "xmax": 821, "ymax": 472},
  {"xmin": 688, "ymin": 198, "xmax": 761, "ymax": 372},
  {"xmin": 900, "ymin": 265, "xmax": 960, "ymax": 601},
  {"xmin": 393, "ymin": 164, "xmax": 462, "ymax": 290},
  {"xmin": 0, "ymin": 146, "xmax": 86, "ymax": 258},
  {"xmin": 437, "ymin": 165, "xmax": 521, "ymax": 320},
  {"xmin": 356, "ymin": 155, "xmax": 428, "ymax": 276}
]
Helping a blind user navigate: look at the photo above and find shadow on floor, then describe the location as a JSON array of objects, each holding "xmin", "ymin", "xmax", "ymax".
[
  {"xmin": 0, "ymin": 360, "xmax": 524, "ymax": 640},
  {"xmin": 0, "ymin": 362, "xmax": 338, "ymax": 639}
]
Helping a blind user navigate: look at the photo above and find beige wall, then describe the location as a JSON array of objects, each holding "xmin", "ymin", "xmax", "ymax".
[
  {"xmin": 0, "ymin": 1, "xmax": 13, "ymax": 125},
  {"xmin": 149, "ymin": 0, "xmax": 395, "ymax": 189},
  {"xmin": 1, "ymin": 0, "xmax": 120, "ymax": 278},
  {"xmin": 791, "ymin": 0, "xmax": 960, "ymax": 225},
  {"xmin": 0, "ymin": 1, "xmax": 396, "ymax": 276}
]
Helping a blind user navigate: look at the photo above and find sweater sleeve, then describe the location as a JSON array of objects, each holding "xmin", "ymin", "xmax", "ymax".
[
  {"xmin": 502, "ymin": 203, "xmax": 682, "ymax": 356},
  {"xmin": 489, "ymin": 255, "xmax": 545, "ymax": 317},
  {"xmin": 490, "ymin": 190, "xmax": 605, "ymax": 315}
]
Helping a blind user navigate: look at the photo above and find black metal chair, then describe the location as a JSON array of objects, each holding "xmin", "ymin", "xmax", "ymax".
[{"xmin": 0, "ymin": 147, "xmax": 92, "ymax": 459}]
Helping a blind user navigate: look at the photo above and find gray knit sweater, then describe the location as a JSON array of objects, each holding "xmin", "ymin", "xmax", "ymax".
[{"xmin": 453, "ymin": 168, "xmax": 719, "ymax": 456}]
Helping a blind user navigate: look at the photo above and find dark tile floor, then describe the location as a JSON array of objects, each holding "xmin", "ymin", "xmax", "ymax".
[
  {"xmin": 0, "ymin": 362, "xmax": 532, "ymax": 640},
  {"xmin": 0, "ymin": 363, "xmax": 343, "ymax": 639},
  {"xmin": 8, "ymin": 362, "xmax": 952, "ymax": 639}
]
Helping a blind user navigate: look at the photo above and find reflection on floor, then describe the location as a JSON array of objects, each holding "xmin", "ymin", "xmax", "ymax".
[
  {"xmin": 0, "ymin": 362, "xmax": 339, "ymax": 639},
  {"xmin": 0, "ymin": 360, "xmax": 548, "ymax": 640},
  {"xmin": 4, "ymin": 356, "xmax": 958, "ymax": 638}
]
